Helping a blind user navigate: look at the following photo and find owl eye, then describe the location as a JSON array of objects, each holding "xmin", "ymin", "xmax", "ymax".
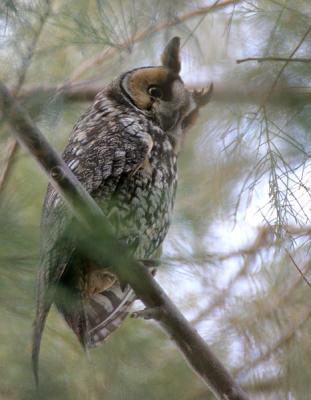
[{"xmin": 148, "ymin": 86, "xmax": 163, "ymax": 99}]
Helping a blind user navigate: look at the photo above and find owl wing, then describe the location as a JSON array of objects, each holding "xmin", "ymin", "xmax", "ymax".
[{"xmin": 32, "ymin": 102, "xmax": 153, "ymax": 384}]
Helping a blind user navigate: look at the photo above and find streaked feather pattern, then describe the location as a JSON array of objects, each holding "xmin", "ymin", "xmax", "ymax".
[{"xmin": 32, "ymin": 37, "xmax": 211, "ymax": 384}]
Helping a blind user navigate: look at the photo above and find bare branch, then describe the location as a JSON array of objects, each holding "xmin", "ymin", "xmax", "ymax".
[
  {"xmin": 237, "ymin": 56, "xmax": 311, "ymax": 64},
  {"xmin": 0, "ymin": 80, "xmax": 250, "ymax": 400},
  {"xmin": 16, "ymin": 81, "xmax": 311, "ymax": 108},
  {"xmin": 263, "ymin": 25, "xmax": 311, "ymax": 105},
  {"xmin": 0, "ymin": 0, "xmax": 245, "ymax": 149},
  {"xmin": 13, "ymin": 0, "xmax": 52, "ymax": 94},
  {"xmin": 0, "ymin": 138, "xmax": 18, "ymax": 195},
  {"xmin": 286, "ymin": 250, "xmax": 311, "ymax": 289}
]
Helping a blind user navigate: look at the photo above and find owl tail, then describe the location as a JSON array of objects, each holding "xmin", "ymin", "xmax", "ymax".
[
  {"xmin": 32, "ymin": 295, "xmax": 53, "ymax": 387},
  {"xmin": 56, "ymin": 283, "xmax": 136, "ymax": 348}
]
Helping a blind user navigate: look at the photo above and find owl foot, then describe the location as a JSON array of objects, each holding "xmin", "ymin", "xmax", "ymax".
[
  {"xmin": 85, "ymin": 269, "xmax": 117, "ymax": 296},
  {"xmin": 192, "ymin": 83, "xmax": 213, "ymax": 107},
  {"xmin": 139, "ymin": 259, "xmax": 160, "ymax": 276},
  {"xmin": 139, "ymin": 258, "xmax": 161, "ymax": 268},
  {"xmin": 131, "ymin": 306, "xmax": 163, "ymax": 320}
]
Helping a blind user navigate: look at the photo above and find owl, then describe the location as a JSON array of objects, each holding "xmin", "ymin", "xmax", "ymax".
[{"xmin": 32, "ymin": 37, "xmax": 212, "ymax": 382}]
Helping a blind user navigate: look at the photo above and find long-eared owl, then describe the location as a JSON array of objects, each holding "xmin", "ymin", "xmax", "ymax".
[{"xmin": 32, "ymin": 37, "xmax": 212, "ymax": 381}]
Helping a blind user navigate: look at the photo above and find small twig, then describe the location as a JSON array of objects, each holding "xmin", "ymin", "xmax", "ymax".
[
  {"xmin": 1, "ymin": 1, "xmax": 237, "ymax": 195},
  {"xmin": 131, "ymin": 307, "xmax": 163, "ymax": 320},
  {"xmin": 0, "ymin": 0, "xmax": 52, "ymax": 195},
  {"xmin": 250, "ymin": 259, "xmax": 311, "ymax": 321},
  {"xmin": 0, "ymin": 138, "xmax": 18, "ymax": 195},
  {"xmin": 237, "ymin": 56, "xmax": 311, "ymax": 64},
  {"xmin": 69, "ymin": 0, "xmax": 242, "ymax": 83},
  {"xmin": 16, "ymin": 81, "xmax": 311, "ymax": 109},
  {"xmin": 13, "ymin": 0, "xmax": 52, "ymax": 95},
  {"xmin": 181, "ymin": 0, "xmax": 222, "ymax": 48},
  {"xmin": 235, "ymin": 307, "xmax": 311, "ymax": 377},
  {"xmin": 191, "ymin": 227, "xmax": 273, "ymax": 325},
  {"xmin": 263, "ymin": 25, "xmax": 311, "ymax": 105},
  {"xmin": 286, "ymin": 250, "xmax": 311, "ymax": 289}
]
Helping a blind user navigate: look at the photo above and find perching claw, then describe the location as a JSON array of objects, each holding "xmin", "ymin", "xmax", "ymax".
[
  {"xmin": 192, "ymin": 83, "xmax": 214, "ymax": 108},
  {"xmin": 180, "ymin": 83, "xmax": 213, "ymax": 133}
]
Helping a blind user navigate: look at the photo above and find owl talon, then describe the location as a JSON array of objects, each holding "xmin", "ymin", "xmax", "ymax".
[
  {"xmin": 85, "ymin": 269, "xmax": 117, "ymax": 296},
  {"xmin": 130, "ymin": 306, "xmax": 163, "ymax": 320},
  {"xmin": 139, "ymin": 259, "xmax": 160, "ymax": 277},
  {"xmin": 192, "ymin": 83, "xmax": 213, "ymax": 107},
  {"xmin": 119, "ymin": 280, "xmax": 129, "ymax": 292},
  {"xmin": 139, "ymin": 258, "xmax": 161, "ymax": 268}
]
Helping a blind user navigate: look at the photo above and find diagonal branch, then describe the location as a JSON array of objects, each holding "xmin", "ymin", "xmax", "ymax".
[
  {"xmin": 16, "ymin": 81, "xmax": 311, "ymax": 108},
  {"xmin": 0, "ymin": 80, "xmax": 249, "ymax": 400},
  {"xmin": 262, "ymin": 25, "xmax": 311, "ymax": 105},
  {"xmin": 0, "ymin": 138, "xmax": 18, "ymax": 195}
]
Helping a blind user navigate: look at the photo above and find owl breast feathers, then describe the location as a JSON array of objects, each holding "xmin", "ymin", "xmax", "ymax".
[{"xmin": 32, "ymin": 37, "xmax": 212, "ymax": 384}]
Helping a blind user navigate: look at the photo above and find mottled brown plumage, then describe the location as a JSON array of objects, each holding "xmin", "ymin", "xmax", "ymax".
[{"xmin": 32, "ymin": 37, "xmax": 212, "ymax": 383}]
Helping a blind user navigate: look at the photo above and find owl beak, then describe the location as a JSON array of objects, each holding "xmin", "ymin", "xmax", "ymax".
[{"xmin": 158, "ymin": 110, "xmax": 180, "ymax": 131}]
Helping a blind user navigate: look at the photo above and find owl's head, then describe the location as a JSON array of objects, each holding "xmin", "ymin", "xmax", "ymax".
[{"xmin": 118, "ymin": 37, "xmax": 212, "ymax": 139}]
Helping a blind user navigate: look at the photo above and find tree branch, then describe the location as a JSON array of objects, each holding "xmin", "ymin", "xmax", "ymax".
[
  {"xmin": 262, "ymin": 25, "xmax": 311, "ymax": 106},
  {"xmin": 16, "ymin": 80, "xmax": 311, "ymax": 108},
  {"xmin": 0, "ymin": 81, "xmax": 249, "ymax": 400},
  {"xmin": 0, "ymin": 0, "xmax": 239, "ymax": 194},
  {"xmin": 0, "ymin": 0, "xmax": 52, "ymax": 195},
  {"xmin": 69, "ymin": 0, "xmax": 243, "ymax": 83},
  {"xmin": 235, "ymin": 307, "xmax": 311, "ymax": 378},
  {"xmin": 237, "ymin": 56, "xmax": 311, "ymax": 64},
  {"xmin": 0, "ymin": 138, "xmax": 18, "ymax": 195},
  {"xmin": 248, "ymin": 261, "xmax": 311, "ymax": 329}
]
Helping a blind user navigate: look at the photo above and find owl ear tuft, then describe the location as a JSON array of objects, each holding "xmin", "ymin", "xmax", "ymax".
[{"xmin": 161, "ymin": 37, "xmax": 181, "ymax": 73}]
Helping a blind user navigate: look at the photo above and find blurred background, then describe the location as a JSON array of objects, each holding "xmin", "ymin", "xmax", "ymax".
[{"xmin": 1, "ymin": 0, "xmax": 311, "ymax": 399}]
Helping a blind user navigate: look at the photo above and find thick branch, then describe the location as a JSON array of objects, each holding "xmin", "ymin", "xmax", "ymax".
[
  {"xmin": 0, "ymin": 81, "xmax": 249, "ymax": 400},
  {"xmin": 17, "ymin": 81, "xmax": 311, "ymax": 108}
]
